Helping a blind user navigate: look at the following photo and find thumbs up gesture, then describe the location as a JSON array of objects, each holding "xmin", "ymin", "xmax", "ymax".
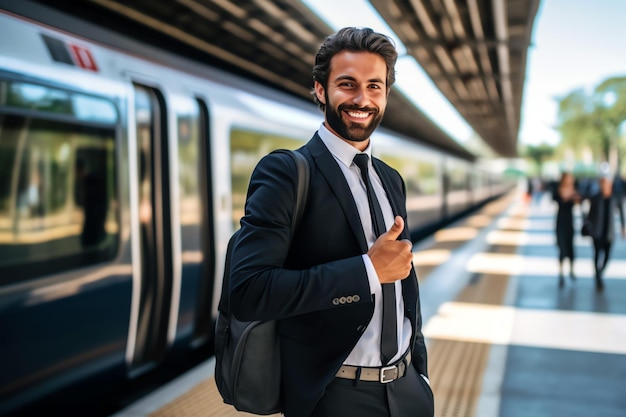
[{"xmin": 367, "ymin": 216, "xmax": 413, "ymax": 283}]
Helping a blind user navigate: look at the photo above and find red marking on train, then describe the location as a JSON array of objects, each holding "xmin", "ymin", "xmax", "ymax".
[{"xmin": 69, "ymin": 44, "xmax": 98, "ymax": 72}]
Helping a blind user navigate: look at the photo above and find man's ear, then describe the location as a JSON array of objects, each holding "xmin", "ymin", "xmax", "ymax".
[{"xmin": 314, "ymin": 81, "xmax": 326, "ymax": 104}]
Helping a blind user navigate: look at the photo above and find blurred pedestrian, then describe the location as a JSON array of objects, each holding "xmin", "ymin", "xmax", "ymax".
[
  {"xmin": 552, "ymin": 172, "xmax": 580, "ymax": 287},
  {"xmin": 584, "ymin": 174, "xmax": 626, "ymax": 290},
  {"xmin": 525, "ymin": 176, "xmax": 533, "ymax": 203},
  {"xmin": 531, "ymin": 177, "xmax": 543, "ymax": 205}
]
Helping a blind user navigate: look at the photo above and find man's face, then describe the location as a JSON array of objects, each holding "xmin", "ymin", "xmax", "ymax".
[
  {"xmin": 600, "ymin": 177, "xmax": 613, "ymax": 196},
  {"xmin": 315, "ymin": 51, "xmax": 388, "ymax": 149}
]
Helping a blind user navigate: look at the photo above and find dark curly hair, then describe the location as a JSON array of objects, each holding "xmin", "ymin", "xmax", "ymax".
[{"xmin": 311, "ymin": 27, "xmax": 398, "ymax": 111}]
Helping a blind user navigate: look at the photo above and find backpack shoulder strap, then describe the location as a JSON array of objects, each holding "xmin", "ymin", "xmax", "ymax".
[
  {"xmin": 290, "ymin": 149, "xmax": 310, "ymax": 235},
  {"xmin": 219, "ymin": 149, "xmax": 309, "ymax": 314},
  {"xmin": 271, "ymin": 148, "xmax": 310, "ymax": 237}
]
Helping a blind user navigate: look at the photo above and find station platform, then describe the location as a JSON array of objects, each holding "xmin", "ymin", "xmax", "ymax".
[{"xmin": 111, "ymin": 189, "xmax": 626, "ymax": 417}]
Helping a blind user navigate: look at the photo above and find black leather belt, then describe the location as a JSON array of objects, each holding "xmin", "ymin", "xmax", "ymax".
[{"xmin": 335, "ymin": 351, "xmax": 411, "ymax": 383}]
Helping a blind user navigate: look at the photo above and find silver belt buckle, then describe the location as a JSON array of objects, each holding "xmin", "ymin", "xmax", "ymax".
[{"xmin": 379, "ymin": 365, "xmax": 397, "ymax": 383}]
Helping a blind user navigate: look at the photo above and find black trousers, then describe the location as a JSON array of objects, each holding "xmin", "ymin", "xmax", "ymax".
[
  {"xmin": 593, "ymin": 238, "xmax": 613, "ymax": 279},
  {"xmin": 310, "ymin": 365, "xmax": 434, "ymax": 417}
]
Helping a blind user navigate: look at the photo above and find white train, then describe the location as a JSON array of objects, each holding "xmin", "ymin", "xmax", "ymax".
[{"xmin": 0, "ymin": 3, "xmax": 512, "ymax": 416}]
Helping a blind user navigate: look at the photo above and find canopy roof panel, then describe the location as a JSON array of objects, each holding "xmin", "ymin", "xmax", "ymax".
[{"xmin": 370, "ymin": 0, "xmax": 541, "ymax": 157}]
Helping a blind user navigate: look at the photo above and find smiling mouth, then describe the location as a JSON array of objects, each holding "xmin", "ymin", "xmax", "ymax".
[
  {"xmin": 344, "ymin": 110, "xmax": 374, "ymax": 120},
  {"xmin": 345, "ymin": 110, "xmax": 371, "ymax": 120}
]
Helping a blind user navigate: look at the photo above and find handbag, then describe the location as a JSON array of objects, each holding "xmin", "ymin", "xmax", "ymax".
[
  {"xmin": 214, "ymin": 149, "xmax": 309, "ymax": 415},
  {"xmin": 581, "ymin": 217, "xmax": 591, "ymax": 236}
]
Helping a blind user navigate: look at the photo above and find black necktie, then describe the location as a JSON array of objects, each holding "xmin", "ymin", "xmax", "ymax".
[{"xmin": 353, "ymin": 153, "xmax": 398, "ymax": 365}]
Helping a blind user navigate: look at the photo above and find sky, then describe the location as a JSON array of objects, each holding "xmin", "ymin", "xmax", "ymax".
[
  {"xmin": 520, "ymin": 0, "xmax": 626, "ymax": 146},
  {"xmin": 301, "ymin": 0, "xmax": 626, "ymax": 150}
]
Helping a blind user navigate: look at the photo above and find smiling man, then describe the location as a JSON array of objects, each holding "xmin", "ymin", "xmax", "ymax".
[
  {"xmin": 230, "ymin": 27, "xmax": 433, "ymax": 417},
  {"xmin": 316, "ymin": 49, "xmax": 386, "ymax": 145}
]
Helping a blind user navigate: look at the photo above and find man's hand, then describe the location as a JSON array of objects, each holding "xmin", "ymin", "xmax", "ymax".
[{"xmin": 367, "ymin": 216, "xmax": 413, "ymax": 283}]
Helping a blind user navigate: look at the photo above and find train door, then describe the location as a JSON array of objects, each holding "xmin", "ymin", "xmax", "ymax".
[{"xmin": 129, "ymin": 84, "xmax": 173, "ymax": 374}]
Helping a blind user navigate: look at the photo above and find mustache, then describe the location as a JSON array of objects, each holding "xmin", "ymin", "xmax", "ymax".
[{"xmin": 338, "ymin": 104, "xmax": 378, "ymax": 114}]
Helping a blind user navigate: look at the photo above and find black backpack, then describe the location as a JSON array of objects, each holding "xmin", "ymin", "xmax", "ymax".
[{"xmin": 214, "ymin": 149, "xmax": 309, "ymax": 415}]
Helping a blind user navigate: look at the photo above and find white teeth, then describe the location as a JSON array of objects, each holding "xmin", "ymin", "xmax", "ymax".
[{"xmin": 347, "ymin": 111, "xmax": 369, "ymax": 119}]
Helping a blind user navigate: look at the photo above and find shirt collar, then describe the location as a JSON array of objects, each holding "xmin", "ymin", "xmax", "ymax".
[{"xmin": 317, "ymin": 123, "xmax": 372, "ymax": 169}]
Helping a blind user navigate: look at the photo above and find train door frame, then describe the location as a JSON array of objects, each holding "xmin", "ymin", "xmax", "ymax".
[
  {"xmin": 127, "ymin": 82, "xmax": 175, "ymax": 376},
  {"xmin": 188, "ymin": 97, "xmax": 216, "ymax": 347}
]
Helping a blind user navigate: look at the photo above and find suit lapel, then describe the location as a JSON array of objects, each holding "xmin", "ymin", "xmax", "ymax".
[{"xmin": 307, "ymin": 134, "xmax": 369, "ymax": 253}]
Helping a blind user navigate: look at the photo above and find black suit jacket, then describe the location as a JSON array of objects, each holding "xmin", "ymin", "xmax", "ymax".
[
  {"xmin": 230, "ymin": 134, "xmax": 428, "ymax": 417},
  {"xmin": 586, "ymin": 192, "xmax": 625, "ymax": 242}
]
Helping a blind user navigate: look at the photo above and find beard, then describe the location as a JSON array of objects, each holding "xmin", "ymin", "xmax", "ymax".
[{"xmin": 325, "ymin": 100, "xmax": 384, "ymax": 143}]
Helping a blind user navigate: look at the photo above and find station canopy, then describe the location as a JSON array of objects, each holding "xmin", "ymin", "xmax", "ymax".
[{"xmin": 23, "ymin": 0, "xmax": 540, "ymax": 159}]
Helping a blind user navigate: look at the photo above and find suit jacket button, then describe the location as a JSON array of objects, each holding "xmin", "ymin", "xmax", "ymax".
[
  {"xmin": 346, "ymin": 295, "xmax": 353, "ymax": 303},
  {"xmin": 332, "ymin": 298, "xmax": 339, "ymax": 305},
  {"xmin": 353, "ymin": 295, "xmax": 360, "ymax": 302},
  {"xmin": 339, "ymin": 297, "xmax": 346, "ymax": 304}
]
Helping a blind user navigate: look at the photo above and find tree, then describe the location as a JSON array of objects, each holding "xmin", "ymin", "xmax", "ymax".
[
  {"xmin": 595, "ymin": 76, "xmax": 626, "ymax": 170},
  {"xmin": 523, "ymin": 143, "xmax": 554, "ymax": 176},
  {"xmin": 556, "ymin": 76, "xmax": 626, "ymax": 171}
]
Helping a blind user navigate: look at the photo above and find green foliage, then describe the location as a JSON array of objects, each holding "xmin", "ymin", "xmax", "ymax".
[
  {"xmin": 556, "ymin": 76, "xmax": 626, "ymax": 166},
  {"xmin": 522, "ymin": 143, "xmax": 555, "ymax": 174}
]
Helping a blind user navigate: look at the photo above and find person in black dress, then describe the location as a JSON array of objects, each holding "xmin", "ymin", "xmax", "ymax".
[{"xmin": 552, "ymin": 172, "xmax": 580, "ymax": 287}]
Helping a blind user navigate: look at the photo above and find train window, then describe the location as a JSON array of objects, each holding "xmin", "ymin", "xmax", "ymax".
[
  {"xmin": 0, "ymin": 80, "xmax": 117, "ymax": 123},
  {"xmin": 448, "ymin": 163, "xmax": 468, "ymax": 191},
  {"xmin": 175, "ymin": 96, "xmax": 215, "ymax": 341},
  {"xmin": 230, "ymin": 129, "xmax": 302, "ymax": 229},
  {"xmin": 377, "ymin": 152, "xmax": 441, "ymax": 197},
  {"xmin": 177, "ymin": 101, "xmax": 203, "ymax": 232},
  {"xmin": 377, "ymin": 151, "xmax": 443, "ymax": 226},
  {"xmin": 0, "ymin": 80, "xmax": 119, "ymax": 284}
]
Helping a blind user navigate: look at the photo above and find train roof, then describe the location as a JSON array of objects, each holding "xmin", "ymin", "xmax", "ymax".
[{"xmin": 1, "ymin": 0, "xmax": 538, "ymax": 159}]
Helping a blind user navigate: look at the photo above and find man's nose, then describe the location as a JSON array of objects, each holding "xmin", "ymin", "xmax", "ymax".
[{"xmin": 350, "ymin": 86, "xmax": 371, "ymax": 106}]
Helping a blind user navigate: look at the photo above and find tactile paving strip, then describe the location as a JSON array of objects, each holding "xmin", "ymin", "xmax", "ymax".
[
  {"xmin": 426, "ymin": 193, "xmax": 526, "ymax": 417},
  {"xmin": 148, "ymin": 377, "xmax": 280, "ymax": 417}
]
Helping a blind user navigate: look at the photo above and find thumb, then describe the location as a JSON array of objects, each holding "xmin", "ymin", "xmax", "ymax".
[{"xmin": 382, "ymin": 216, "xmax": 404, "ymax": 241}]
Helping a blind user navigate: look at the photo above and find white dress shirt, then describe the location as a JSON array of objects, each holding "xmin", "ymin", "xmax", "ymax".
[{"xmin": 317, "ymin": 124, "xmax": 411, "ymax": 367}]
